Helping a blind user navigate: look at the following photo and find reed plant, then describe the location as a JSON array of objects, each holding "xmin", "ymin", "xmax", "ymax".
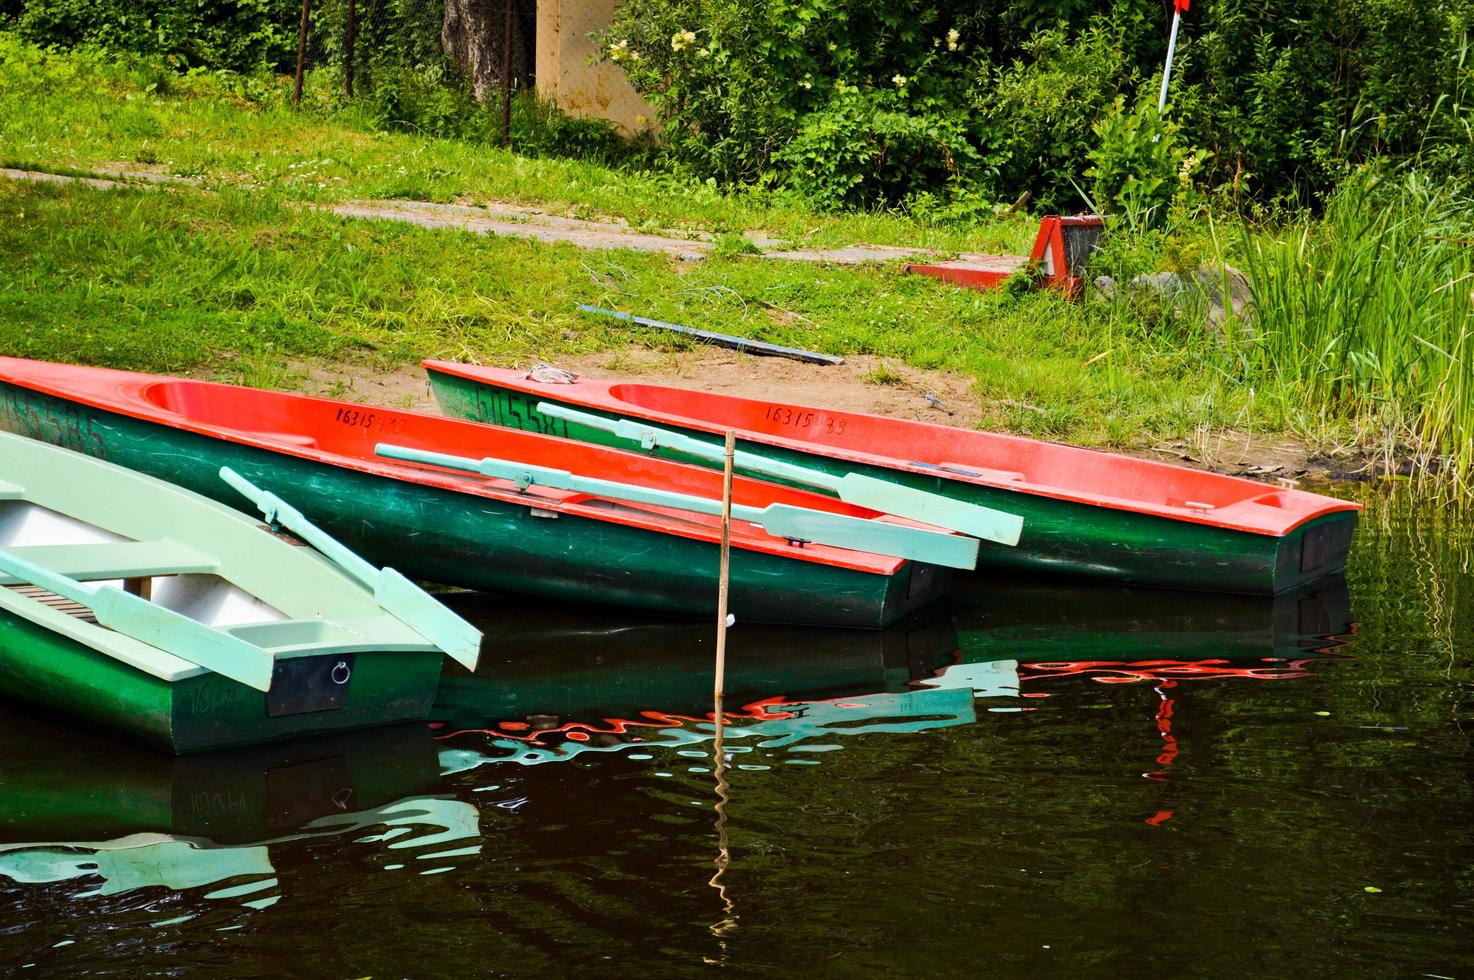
[{"xmin": 1238, "ymin": 171, "xmax": 1474, "ymax": 492}]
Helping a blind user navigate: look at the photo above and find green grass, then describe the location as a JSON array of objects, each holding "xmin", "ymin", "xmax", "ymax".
[
  {"xmin": 0, "ymin": 33, "xmax": 1034, "ymax": 255},
  {"xmin": 4, "ymin": 34, "xmax": 1471, "ymax": 485},
  {"xmin": 1234, "ymin": 172, "xmax": 1474, "ymax": 491},
  {"xmin": 0, "ymin": 178, "xmax": 1244, "ymax": 450}
]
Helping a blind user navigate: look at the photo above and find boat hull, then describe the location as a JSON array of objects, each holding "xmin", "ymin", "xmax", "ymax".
[
  {"xmin": 0, "ymin": 383, "xmax": 941, "ymax": 628},
  {"xmin": 428, "ymin": 371, "xmax": 1358, "ymax": 595},
  {"xmin": 0, "ymin": 605, "xmax": 442, "ymax": 753}
]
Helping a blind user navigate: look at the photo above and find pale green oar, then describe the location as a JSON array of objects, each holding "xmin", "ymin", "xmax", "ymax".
[
  {"xmin": 374, "ymin": 444, "xmax": 980, "ymax": 571},
  {"xmin": 535, "ymin": 402, "xmax": 1023, "ymax": 547},
  {"xmin": 0, "ymin": 546, "xmax": 275, "ymax": 692},
  {"xmin": 219, "ymin": 468, "xmax": 482, "ymax": 670}
]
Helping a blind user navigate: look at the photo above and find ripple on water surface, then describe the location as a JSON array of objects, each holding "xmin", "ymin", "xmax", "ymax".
[{"xmin": 0, "ymin": 481, "xmax": 1468, "ymax": 976}]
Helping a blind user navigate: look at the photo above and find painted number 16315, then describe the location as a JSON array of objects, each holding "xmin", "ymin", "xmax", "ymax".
[{"xmin": 763, "ymin": 404, "xmax": 845, "ymax": 434}]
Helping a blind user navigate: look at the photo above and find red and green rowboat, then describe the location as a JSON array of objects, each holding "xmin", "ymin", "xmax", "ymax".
[
  {"xmin": 0, "ymin": 359, "xmax": 952, "ymax": 628},
  {"xmin": 422, "ymin": 361, "xmax": 1361, "ymax": 594}
]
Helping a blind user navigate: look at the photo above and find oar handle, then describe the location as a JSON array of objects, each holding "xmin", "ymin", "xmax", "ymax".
[
  {"xmin": 0, "ymin": 546, "xmax": 97, "ymax": 605},
  {"xmin": 220, "ymin": 467, "xmax": 380, "ymax": 589},
  {"xmin": 374, "ymin": 443, "xmax": 977, "ymax": 569},
  {"xmin": 375, "ymin": 442, "xmax": 739, "ymax": 520}
]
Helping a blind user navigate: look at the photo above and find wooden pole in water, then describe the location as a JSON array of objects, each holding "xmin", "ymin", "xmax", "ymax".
[
  {"xmin": 714, "ymin": 430, "xmax": 735, "ymax": 704},
  {"xmin": 293, "ymin": 0, "xmax": 312, "ymax": 108},
  {"xmin": 708, "ymin": 429, "xmax": 738, "ymax": 946},
  {"xmin": 343, "ymin": 0, "xmax": 356, "ymax": 99}
]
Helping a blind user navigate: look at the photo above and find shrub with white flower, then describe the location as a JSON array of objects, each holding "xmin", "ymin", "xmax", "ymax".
[
  {"xmin": 946, "ymin": 28, "xmax": 959, "ymax": 51},
  {"xmin": 608, "ymin": 38, "xmax": 629, "ymax": 62},
  {"xmin": 670, "ymin": 29, "xmax": 696, "ymax": 52},
  {"xmin": 892, "ymin": 74, "xmax": 907, "ymax": 87}
]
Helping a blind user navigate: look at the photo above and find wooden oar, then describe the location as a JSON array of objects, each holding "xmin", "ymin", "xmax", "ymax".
[
  {"xmin": 0, "ymin": 546, "xmax": 275, "ymax": 692},
  {"xmin": 374, "ymin": 443, "xmax": 980, "ymax": 571},
  {"xmin": 219, "ymin": 467, "xmax": 481, "ymax": 670},
  {"xmin": 535, "ymin": 402, "xmax": 1024, "ymax": 547}
]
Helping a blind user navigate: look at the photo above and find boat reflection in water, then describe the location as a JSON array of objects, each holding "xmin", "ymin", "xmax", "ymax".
[
  {"xmin": 433, "ymin": 600, "xmax": 975, "ymax": 772},
  {"xmin": 0, "ymin": 713, "xmax": 479, "ymax": 924},
  {"xmin": 947, "ymin": 572, "xmax": 1352, "ymax": 689},
  {"xmin": 434, "ymin": 574, "xmax": 1352, "ymax": 771}
]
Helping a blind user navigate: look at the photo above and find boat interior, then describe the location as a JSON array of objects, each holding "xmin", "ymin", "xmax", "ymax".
[
  {"xmin": 0, "ymin": 498, "xmax": 287, "ymax": 629},
  {"xmin": 591, "ymin": 380, "xmax": 1356, "ymax": 528},
  {"xmin": 136, "ymin": 379, "xmax": 884, "ymax": 518}
]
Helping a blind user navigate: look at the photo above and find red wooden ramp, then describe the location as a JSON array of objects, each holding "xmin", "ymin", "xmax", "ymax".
[{"xmin": 905, "ymin": 215, "xmax": 1105, "ymax": 299}]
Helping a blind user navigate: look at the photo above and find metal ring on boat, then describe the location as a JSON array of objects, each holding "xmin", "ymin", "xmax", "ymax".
[{"xmin": 331, "ymin": 660, "xmax": 351, "ymax": 686}]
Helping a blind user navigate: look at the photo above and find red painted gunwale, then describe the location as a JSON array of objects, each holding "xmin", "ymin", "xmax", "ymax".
[
  {"xmin": 0, "ymin": 358, "xmax": 918, "ymax": 575},
  {"xmin": 423, "ymin": 362, "xmax": 1361, "ymax": 537}
]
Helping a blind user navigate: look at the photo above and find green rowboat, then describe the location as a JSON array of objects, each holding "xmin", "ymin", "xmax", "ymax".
[
  {"xmin": 0, "ymin": 432, "xmax": 480, "ymax": 753},
  {"xmin": 0, "ymin": 359, "xmax": 953, "ymax": 628},
  {"xmin": 422, "ymin": 361, "xmax": 1362, "ymax": 594}
]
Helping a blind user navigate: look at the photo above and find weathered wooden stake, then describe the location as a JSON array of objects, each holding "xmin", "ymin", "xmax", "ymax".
[
  {"xmin": 708, "ymin": 432, "xmax": 737, "ymax": 944},
  {"xmin": 500, "ymin": 0, "xmax": 514, "ymax": 145},
  {"xmin": 713, "ymin": 430, "xmax": 735, "ymax": 703},
  {"xmin": 343, "ymin": 0, "xmax": 356, "ymax": 99},
  {"xmin": 293, "ymin": 0, "xmax": 313, "ymax": 108}
]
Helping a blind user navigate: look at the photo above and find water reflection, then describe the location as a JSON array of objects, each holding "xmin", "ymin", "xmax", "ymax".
[
  {"xmin": 434, "ymin": 576, "xmax": 1352, "ymax": 773},
  {"xmin": 0, "ymin": 712, "xmax": 479, "ymax": 933},
  {"xmin": 0, "ymin": 556, "xmax": 1374, "ymax": 971}
]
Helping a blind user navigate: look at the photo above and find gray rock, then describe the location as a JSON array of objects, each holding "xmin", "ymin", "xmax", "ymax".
[{"xmin": 1094, "ymin": 266, "xmax": 1254, "ymax": 340}]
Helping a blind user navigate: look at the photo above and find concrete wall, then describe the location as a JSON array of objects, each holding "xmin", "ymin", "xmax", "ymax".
[{"xmin": 535, "ymin": 0, "xmax": 657, "ymax": 134}]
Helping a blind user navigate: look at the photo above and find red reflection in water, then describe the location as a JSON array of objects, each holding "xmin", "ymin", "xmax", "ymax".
[
  {"xmin": 434, "ymin": 695, "xmax": 802, "ymax": 745},
  {"xmin": 434, "ymin": 657, "xmax": 1325, "ymax": 757},
  {"xmin": 1019, "ymin": 658, "xmax": 1318, "ymax": 687}
]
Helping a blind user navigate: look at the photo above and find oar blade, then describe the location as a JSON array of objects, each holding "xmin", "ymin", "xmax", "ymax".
[
  {"xmin": 836, "ymin": 473, "xmax": 1023, "ymax": 546},
  {"xmin": 758, "ymin": 505, "xmax": 979, "ymax": 570},
  {"xmin": 89, "ymin": 587, "xmax": 276, "ymax": 692},
  {"xmin": 374, "ymin": 569, "xmax": 482, "ymax": 671}
]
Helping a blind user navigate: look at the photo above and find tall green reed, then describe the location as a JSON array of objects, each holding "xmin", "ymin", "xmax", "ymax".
[{"xmin": 1239, "ymin": 171, "xmax": 1474, "ymax": 493}]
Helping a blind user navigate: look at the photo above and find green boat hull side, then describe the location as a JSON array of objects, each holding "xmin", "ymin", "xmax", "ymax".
[
  {"xmin": 430, "ymin": 375, "xmax": 1359, "ymax": 595},
  {"xmin": 0, "ymin": 609, "xmax": 443, "ymax": 754},
  {"xmin": 0, "ymin": 385, "xmax": 940, "ymax": 628}
]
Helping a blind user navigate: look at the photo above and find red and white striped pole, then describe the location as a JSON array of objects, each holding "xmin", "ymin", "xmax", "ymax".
[{"xmin": 1157, "ymin": 0, "xmax": 1190, "ymax": 113}]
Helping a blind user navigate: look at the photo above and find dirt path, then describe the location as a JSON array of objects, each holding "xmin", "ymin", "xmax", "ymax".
[
  {"xmin": 329, "ymin": 197, "xmax": 1024, "ymax": 269},
  {"xmin": 286, "ymin": 350, "xmax": 1352, "ymax": 483},
  {"xmin": 2, "ymin": 166, "xmax": 1021, "ymax": 270}
]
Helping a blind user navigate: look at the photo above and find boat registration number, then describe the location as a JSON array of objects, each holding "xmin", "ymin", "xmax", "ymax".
[
  {"xmin": 763, "ymin": 404, "xmax": 846, "ymax": 434},
  {"xmin": 334, "ymin": 407, "xmax": 406, "ymax": 433}
]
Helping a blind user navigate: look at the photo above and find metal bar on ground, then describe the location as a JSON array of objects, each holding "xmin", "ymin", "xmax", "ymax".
[{"xmin": 577, "ymin": 305, "xmax": 843, "ymax": 366}]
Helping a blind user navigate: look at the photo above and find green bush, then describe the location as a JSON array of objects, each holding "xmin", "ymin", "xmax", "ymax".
[
  {"xmin": 9, "ymin": 0, "xmax": 297, "ymax": 73},
  {"xmin": 972, "ymin": 22, "xmax": 1141, "ymax": 213},
  {"xmin": 7, "ymin": 0, "xmax": 1474, "ymax": 210},
  {"xmin": 1086, "ymin": 96, "xmax": 1203, "ymax": 228},
  {"xmin": 773, "ymin": 88, "xmax": 980, "ymax": 210}
]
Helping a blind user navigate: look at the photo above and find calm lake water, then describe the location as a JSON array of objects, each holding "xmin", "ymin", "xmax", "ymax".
[{"xmin": 1, "ymin": 480, "xmax": 1469, "ymax": 977}]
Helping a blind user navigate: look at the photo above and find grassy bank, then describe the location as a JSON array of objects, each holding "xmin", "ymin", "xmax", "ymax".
[
  {"xmin": 0, "ymin": 177, "xmax": 1238, "ymax": 447},
  {"xmin": 1, "ymin": 36, "xmax": 1471, "ymax": 488}
]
